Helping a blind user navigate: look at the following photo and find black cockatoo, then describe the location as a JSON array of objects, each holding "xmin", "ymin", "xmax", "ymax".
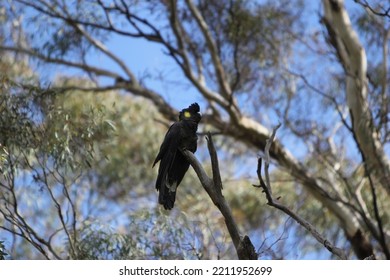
[{"xmin": 152, "ymin": 103, "xmax": 201, "ymax": 210}]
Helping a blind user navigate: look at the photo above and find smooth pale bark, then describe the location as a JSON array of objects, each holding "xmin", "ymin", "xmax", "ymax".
[
  {"xmin": 322, "ymin": 0, "xmax": 390, "ymax": 195},
  {"xmin": 322, "ymin": 0, "xmax": 390, "ymax": 258}
]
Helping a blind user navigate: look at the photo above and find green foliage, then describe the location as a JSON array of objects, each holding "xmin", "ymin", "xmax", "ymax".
[
  {"xmin": 40, "ymin": 94, "xmax": 115, "ymax": 170},
  {"xmin": 224, "ymin": 0, "xmax": 300, "ymax": 63},
  {"xmin": 0, "ymin": 77, "xmax": 139, "ymax": 258},
  {"xmin": 197, "ymin": 0, "xmax": 303, "ymax": 93},
  {"xmin": 72, "ymin": 210, "xmax": 203, "ymax": 260},
  {"xmin": 90, "ymin": 94, "xmax": 163, "ymax": 199},
  {"xmin": 48, "ymin": 77, "xmax": 164, "ymax": 199},
  {"xmin": 1, "ymin": 74, "xmax": 204, "ymax": 259}
]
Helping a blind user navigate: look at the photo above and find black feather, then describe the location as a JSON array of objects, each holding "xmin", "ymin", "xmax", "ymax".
[{"xmin": 153, "ymin": 103, "xmax": 201, "ymax": 210}]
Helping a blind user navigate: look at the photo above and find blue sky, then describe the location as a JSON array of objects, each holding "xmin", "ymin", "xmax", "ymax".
[
  {"xmin": 3, "ymin": 0, "xmax": 387, "ymax": 260},
  {"xmin": 87, "ymin": 34, "xmax": 202, "ymax": 111}
]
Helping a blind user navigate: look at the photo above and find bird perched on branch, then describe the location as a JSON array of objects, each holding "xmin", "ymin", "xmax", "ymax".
[{"xmin": 152, "ymin": 103, "xmax": 201, "ymax": 210}]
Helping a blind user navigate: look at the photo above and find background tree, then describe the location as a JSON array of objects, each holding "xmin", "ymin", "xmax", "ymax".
[{"xmin": 0, "ymin": 0, "xmax": 389, "ymax": 259}]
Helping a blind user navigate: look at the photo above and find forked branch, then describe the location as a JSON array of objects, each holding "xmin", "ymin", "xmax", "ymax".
[
  {"xmin": 181, "ymin": 132, "xmax": 257, "ymax": 260},
  {"xmin": 254, "ymin": 124, "xmax": 347, "ymax": 260}
]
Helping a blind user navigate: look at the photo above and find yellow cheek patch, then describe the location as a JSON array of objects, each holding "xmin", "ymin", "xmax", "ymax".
[{"xmin": 184, "ymin": 111, "xmax": 191, "ymax": 118}]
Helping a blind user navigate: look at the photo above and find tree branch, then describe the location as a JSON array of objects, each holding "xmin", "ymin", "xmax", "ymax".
[
  {"xmin": 181, "ymin": 133, "xmax": 257, "ymax": 260},
  {"xmin": 354, "ymin": 0, "xmax": 390, "ymax": 18},
  {"xmin": 254, "ymin": 124, "xmax": 347, "ymax": 260},
  {"xmin": 0, "ymin": 46, "xmax": 122, "ymax": 79},
  {"xmin": 165, "ymin": 1, "xmax": 234, "ymax": 110},
  {"xmin": 185, "ymin": 0, "xmax": 232, "ymax": 99},
  {"xmin": 71, "ymin": 23, "xmax": 138, "ymax": 83}
]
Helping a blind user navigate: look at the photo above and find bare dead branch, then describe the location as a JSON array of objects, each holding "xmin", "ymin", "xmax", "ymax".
[
  {"xmin": 254, "ymin": 124, "xmax": 347, "ymax": 260},
  {"xmin": 181, "ymin": 134, "xmax": 257, "ymax": 260}
]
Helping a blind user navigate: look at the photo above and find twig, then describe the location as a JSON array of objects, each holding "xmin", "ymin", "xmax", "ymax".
[
  {"xmin": 254, "ymin": 124, "xmax": 347, "ymax": 260},
  {"xmin": 354, "ymin": 0, "xmax": 390, "ymax": 18}
]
